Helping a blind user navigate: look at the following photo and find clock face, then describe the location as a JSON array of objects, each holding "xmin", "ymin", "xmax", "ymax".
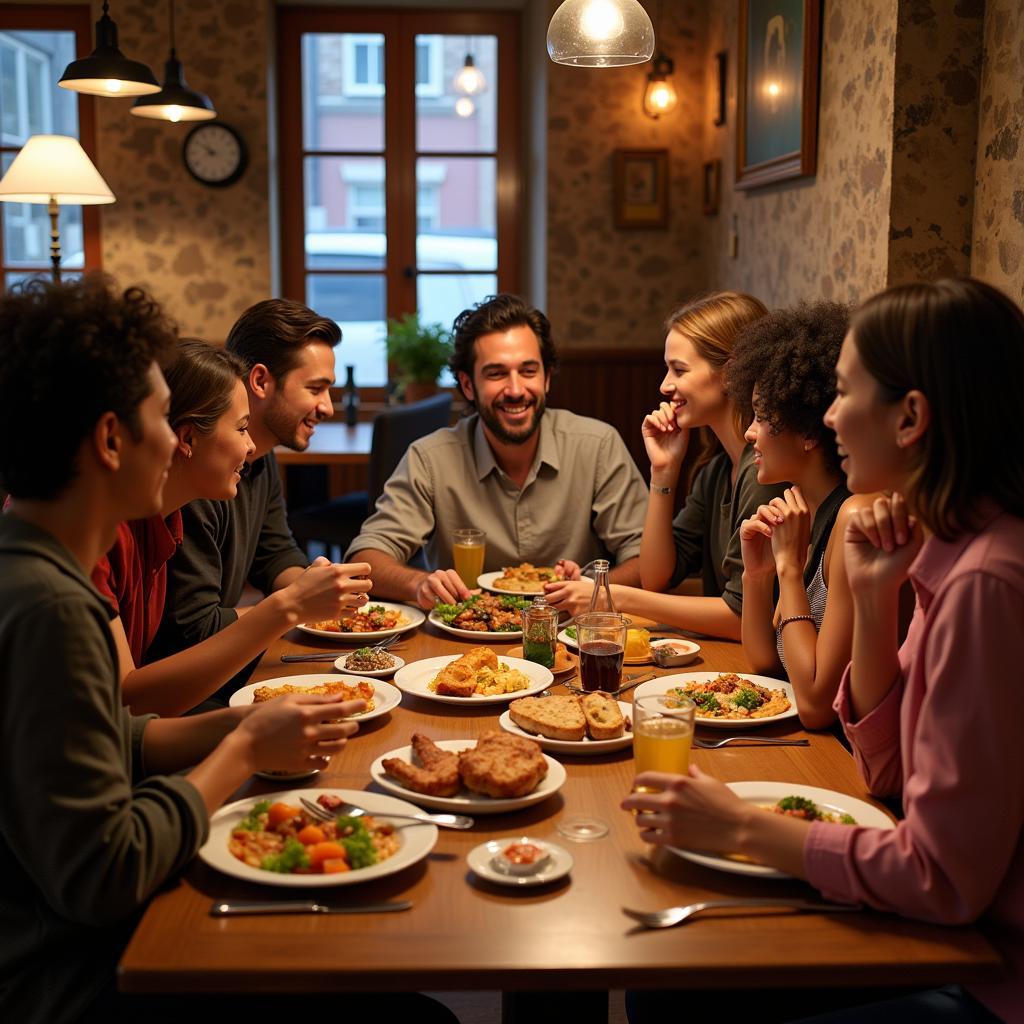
[{"xmin": 183, "ymin": 123, "xmax": 247, "ymax": 187}]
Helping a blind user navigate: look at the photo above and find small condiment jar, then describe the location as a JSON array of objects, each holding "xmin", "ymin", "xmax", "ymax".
[{"xmin": 522, "ymin": 596, "xmax": 558, "ymax": 669}]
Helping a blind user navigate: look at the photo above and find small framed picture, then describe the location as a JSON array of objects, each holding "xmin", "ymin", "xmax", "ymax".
[
  {"xmin": 702, "ymin": 159, "xmax": 721, "ymax": 215},
  {"xmin": 613, "ymin": 149, "xmax": 669, "ymax": 229},
  {"xmin": 712, "ymin": 51, "xmax": 727, "ymax": 126}
]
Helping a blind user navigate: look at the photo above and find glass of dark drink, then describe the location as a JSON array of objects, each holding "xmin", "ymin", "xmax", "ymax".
[{"xmin": 576, "ymin": 612, "xmax": 628, "ymax": 692}]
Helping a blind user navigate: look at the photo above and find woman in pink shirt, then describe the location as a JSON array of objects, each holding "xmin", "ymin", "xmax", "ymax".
[{"xmin": 624, "ymin": 278, "xmax": 1023, "ymax": 1022}]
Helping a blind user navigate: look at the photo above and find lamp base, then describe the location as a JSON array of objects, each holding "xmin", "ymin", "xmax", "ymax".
[{"xmin": 47, "ymin": 195, "xmax": 61, "ymax": 283}]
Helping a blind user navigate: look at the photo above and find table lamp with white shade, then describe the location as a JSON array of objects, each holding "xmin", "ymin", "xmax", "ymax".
[{"xmin": 0, "ymin": 136, "xmax": 115, "ymax": 283}]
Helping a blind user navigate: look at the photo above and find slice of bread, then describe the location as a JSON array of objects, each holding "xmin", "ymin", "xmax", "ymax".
[
  {"xmin": 581, "ymin": 691, "xmax": 625, "ymax": 740},
  {"xmin": 509, "ymin": 695, "xmax": 586, "ymax": 742}
]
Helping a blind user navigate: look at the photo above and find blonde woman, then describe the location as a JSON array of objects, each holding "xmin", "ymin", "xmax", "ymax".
[{"xmin": 547, "ymin": 292, "xmax": 784, "ymax": 639}]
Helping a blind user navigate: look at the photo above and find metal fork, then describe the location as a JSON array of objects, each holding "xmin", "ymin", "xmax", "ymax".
[
  {"xmin": 281, "ymin": 634, "xmax": 402, "ymax": 663},
  {"xmin": 299, "ymin": 796, "xmax": 474, "ymax": 831},
  {"xmin": 693, "ymin": 736, "xmax": 810, "ymax": 749},
  {"xmin": 623, "ymin": 898, "xmax": 861, "ymax": 929}
]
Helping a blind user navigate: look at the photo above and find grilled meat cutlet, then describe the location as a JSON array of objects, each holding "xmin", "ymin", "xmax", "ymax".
[
  {"xmin": 434, "ymin": 648, "xmax": 499, "ymax": 697},
  {"xmin": 381, "ymin": 733, "xmax": 461, "ymax": 797},
  {"xmin": 457, "ymin": 730, "xmax": 547, "ymax": 798}
]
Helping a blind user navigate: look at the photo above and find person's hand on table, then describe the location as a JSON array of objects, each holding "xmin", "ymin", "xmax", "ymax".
[
  {"xmin": 555, "ymin": 559, "xmax": 582, "ymax": 581},
  {"xmin": 544, "ymin": 577, "xmax": 594, "ymax": 615},
  {"xmin": 621, "ymin": 765, "xmax": 748, "ymax": 849},
  {"xmin": 284, "ymin": 556, "xmax": 373, "ymax": 619},
  {"xmin": 416, "ymin": 568, "xmax": 479, "ymax": 610},
  {"xmin": 844, "ymin": 492, "xmax": 923, "ymax": 596},
  {"xmin": 768, "ymin": 487, "xmax": 812, "ymax": 577},
  {"xmin": 236, "ymin": 693, "xmax": 364, "ymax": 773}
]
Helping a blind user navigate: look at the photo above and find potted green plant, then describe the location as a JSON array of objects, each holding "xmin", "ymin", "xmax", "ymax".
[{"xmin": 383, "ymin": 313, "xmax": 454, "ymax": 403}]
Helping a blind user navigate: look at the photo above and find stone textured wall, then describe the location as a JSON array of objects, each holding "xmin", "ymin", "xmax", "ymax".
[
  {"xmin": 971, "ymin": 0, "xmax": 1024, "ymax": 305},
  {"xmin": 545, "ymin": 1, "xmax": 709, "ymax": 348},
  {"xmin": 887, "ymin": 0, "xmax": 984, "ymax": 286},
  {"xmin": 702, "ymin": 0, "xmax": 898, "ymax": 308},
  {"xmin": 92, "ymin": 0, "xmax": 273, "ymax": 341}
]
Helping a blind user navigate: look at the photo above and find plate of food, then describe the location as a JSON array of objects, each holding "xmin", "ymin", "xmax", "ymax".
[
  {"xmin": 333, "ymin": 647, "xmax": 405, "ymax": 678},
  {"xmin": 499, "ymin": 693, "xmax": 633, "ymax": 754},
  {"xmin": 467, "ymin": 836, "xmax": 574, "ymax": 887},
  {"xmin": 297, "ymin": 601, "xmax": 424, "ymax": 641},
  {"xmin": 478, "ymin": 563, "xmax": 559, "ymax": 596},
  {"xmin": 670, "ymin": 782, "xmax": 895, "ymax": 878},
  {"xmin": 633, "ymin": 672, "xmax": 798, "ymax": 729},
  {"xmin": 505, "ymin": 642, "xmax": 577, "ymax": 677},
  {"xmin": 370, "ymin": 733, "xmax": 566, "ymax": 814},
  {"xmin": 229, "ymin": 674, "xmax": 402, "ymax": 723},
  {"xmin": 558, "ymin": 624, "xmax": 651, "ymax": 665},
  {"xmin": 429, "ymin": 593, "xmax": 532, "ymax": 639},
  {"xmin": 392, "ymin": 649, "xmax": 552, "ymax": 706},
  {"xmin": 199, "ymin": 788, "xmax": 437, "ymax": 887}
]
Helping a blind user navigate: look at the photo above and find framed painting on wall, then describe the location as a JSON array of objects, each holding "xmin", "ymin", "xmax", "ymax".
[
  {"xmin": 613, "ymin": 149, "xmax": 669, "ymax": 229},
  {"xmin": 736, "ymin": 0, "xmax": 822, "ymax": 189}
]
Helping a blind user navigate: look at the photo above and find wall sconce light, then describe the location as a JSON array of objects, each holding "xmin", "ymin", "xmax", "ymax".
[
  {"xmin": 547, "ymin": 0, "xmax": 654, "ymax": 67},
  {"xmin": 642, "ymin": 53, "xmax": 678, "ymax": 118},
  {"xmin": 58, "ymin": 1, "xmax": 159, "ymax": 98},
  {"xmin": 130, "ymin": 0, "xmax": 216, "ymax": 123}
]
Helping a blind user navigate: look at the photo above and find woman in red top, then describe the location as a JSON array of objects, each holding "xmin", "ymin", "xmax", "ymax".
[
  {"xmin": 93, "ymin": 339, "xmax": 372, "ymax": 715},
  {"xmin": 624, "ymin": 279, "xmax": 1024, "ymax": 1021}
]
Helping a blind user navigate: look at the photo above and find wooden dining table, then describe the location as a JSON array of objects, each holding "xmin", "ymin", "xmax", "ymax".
[{"xmin": 118, "ymin": 616, "xmax": 1003, "ymax": 1008}]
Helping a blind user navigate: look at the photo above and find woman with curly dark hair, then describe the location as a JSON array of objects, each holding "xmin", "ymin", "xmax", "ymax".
[{"xmin": 728, "ymin": 301, "xmax": 877, "ymax": 729}]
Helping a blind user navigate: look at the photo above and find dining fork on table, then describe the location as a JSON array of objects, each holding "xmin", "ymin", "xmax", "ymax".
[
  {"xmin": 280, "ymin": 635, "xmax": 402, "ymax": 663},
  {"xmin": 692, "ymin": 736, "xmax": 810, "ymax": 749},
  {"xmin": 299, "ymin": 796, "xmax": 474, "ymax": 830},
  {"xmin": 623, "ymin": 898, "xmax": 861, "ymax": 929}
]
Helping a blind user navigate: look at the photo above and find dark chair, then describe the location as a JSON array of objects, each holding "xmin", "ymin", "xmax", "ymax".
[{"xmin": 288, "ymin": 393, "xmax": 452, "ymax": 562}]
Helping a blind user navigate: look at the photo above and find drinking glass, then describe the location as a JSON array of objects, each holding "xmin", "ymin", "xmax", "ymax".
[
  {"xmin": 576, "ymin": 611, "xmax": 628, "ymax": 692},
  {"xmin": 632, "ymin": 693, "xmax": 696, "ymax": 791},
  {"xmin": 452, "ymin": 528, "xmax": 485, "ymax": 587}
]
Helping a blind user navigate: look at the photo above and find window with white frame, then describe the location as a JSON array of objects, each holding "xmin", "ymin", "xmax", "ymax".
[
  {"xmin": 0, "ymin": 32, "xmax": 54, "ymax": 146},
  {"xmin": 341, "ymin": 33, "xmax": 442, "ymax": 99},
  {"xmin": 414, "ymin": 35, "xmax": 442, "ymax": 98}
]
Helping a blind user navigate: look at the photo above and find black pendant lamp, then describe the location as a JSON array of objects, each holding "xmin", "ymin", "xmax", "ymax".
[
  {"xmin": 58, "ymin": 2, "xmax": 160, "ymax": 98},
  {"xmin": 130, "ymin": 0, "xmax": 216, "ymax": 123}
]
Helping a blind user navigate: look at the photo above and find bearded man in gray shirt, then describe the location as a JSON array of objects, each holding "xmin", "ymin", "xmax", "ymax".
[{"xmin": 348, "ymin": 294, "xmax": 648, "ymax": 609}]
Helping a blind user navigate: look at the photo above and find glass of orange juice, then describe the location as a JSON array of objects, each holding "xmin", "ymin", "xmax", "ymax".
[
  {"xmin": 452, "ymin": 528, "xmax": 485, "ymax": 587},
  {"xmin": 632, "ymin": 693, "xmax": 696, "ymax": 792}
]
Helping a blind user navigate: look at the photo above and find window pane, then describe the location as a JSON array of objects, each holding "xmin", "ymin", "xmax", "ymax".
[
  {"xmin": 0, "ymin": 30, "xmax": 77, "ymax": 145},
  {"xmin": 302, "ymin": 33, "xmax": 384, "ymax": 151},
  {"xmin": 304, "ymin": 156, "xmax": 385, "ymax": 270},
  {"xmin": 417, "ymin": 273, "xmax": 497, "ymax": 333},
  {"xmin": 417, "ymin": 35, "xmax": 496, "ymax": 153},
  {"xmin": 416, "ymin": 157, "xmax": 496, "ymax": 272},
  {"xmin": 307, "ymin": 273, "xmax": 387, "ymax": 386}
]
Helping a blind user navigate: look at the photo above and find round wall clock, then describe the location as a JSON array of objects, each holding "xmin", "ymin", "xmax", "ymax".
[{"xmin": 182, "ymin": 122, "xmax": 248, "ymax": 188}]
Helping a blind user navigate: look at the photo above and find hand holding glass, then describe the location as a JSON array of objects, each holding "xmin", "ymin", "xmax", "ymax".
[{"xmin": 632, "ymin": 693, "xmax": 696, "ymax": 791}]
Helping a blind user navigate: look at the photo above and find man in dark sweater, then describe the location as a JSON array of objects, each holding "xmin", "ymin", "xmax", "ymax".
[
  {"xmin": 0, "ymin": 277, "xmax": 364, "ymax": 1024},
  {"xmin": 151, "ymin": 300, "xmax": 367, "ymax": 688}
]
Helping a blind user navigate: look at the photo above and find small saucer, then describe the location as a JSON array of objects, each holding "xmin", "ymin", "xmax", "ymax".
[
  {"xmin": 506, "ymin": 645, "xmax": 577, "ymax": 677},
  {"xmin": 332, "ymin": 653, "xmax": 406, "ymax": 677},
  {"xmin": 467, "ymin": 837, "xmax": 573, "ymax": 887}
]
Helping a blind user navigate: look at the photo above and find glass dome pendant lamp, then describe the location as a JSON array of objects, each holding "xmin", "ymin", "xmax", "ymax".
[{"xmin": 547, "ymin": 0, "xmax": 655, "ymax": 67}]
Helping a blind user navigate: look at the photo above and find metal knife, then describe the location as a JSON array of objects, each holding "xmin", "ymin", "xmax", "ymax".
[{"xmin": 210, "ymin": 899, "xmax": 412, "ymax": 916}]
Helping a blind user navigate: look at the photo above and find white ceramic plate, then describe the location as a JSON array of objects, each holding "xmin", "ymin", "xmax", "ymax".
[
  {"xmin": 632, "ymin": 672, "xmax": 799, "ymax": 730},
  {"xmin": 498, "ymin": 699, "xmax": 634, "ymax": 754},
  {"xmin": 199, "ymin": 788, "xmax": 438, "ymax": 887},
  {"xmin": 428, "ymin": 610, "xmax": 524, "ymax": 641},
  {"xmin": 650, "ymin": 638, "xmax": 701, "ymax": 667},
  {"xmin": 253, "ymin": 767, "xmax": 321, "ymax": 783},
  {"xmin": 557, "ymin": 627, "xmax": 579, "ymax": 650},
  {"xmin": 370, "ymin": 739, "xmax": 566, "ymax": 814},
  {"xmin": 467, "ymin": 837, "xmax": 574, "ymax": 887},
  {"xmin": 332, "ymin": 653, "xmax": 406, "ymax": 678},
  {"xmin": 296, "ymin": 601, "xmax": 425, "ymax": 642},
  {"xmin": 477, "ymin": 570, "xmax": 550, "ymax": 597},
  {"xmin": 229, "ymin": 675, "xmax": 402, "ymax": 723},
  {"xmin": 392, "ymin": 654, "xmax": 552, "ymax": 706},
  {"xmin": 670, "ymin": 781, "xmax": 896, "ymax": 879}
]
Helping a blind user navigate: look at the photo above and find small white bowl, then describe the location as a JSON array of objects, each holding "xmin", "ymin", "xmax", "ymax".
[
  {"xmin": 650, "ymin": 638, "xmax": 701, "ymax": 667},
  {"xmin": 492, "ymin": 838, "xmax": 551, "ymax": 877}
]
